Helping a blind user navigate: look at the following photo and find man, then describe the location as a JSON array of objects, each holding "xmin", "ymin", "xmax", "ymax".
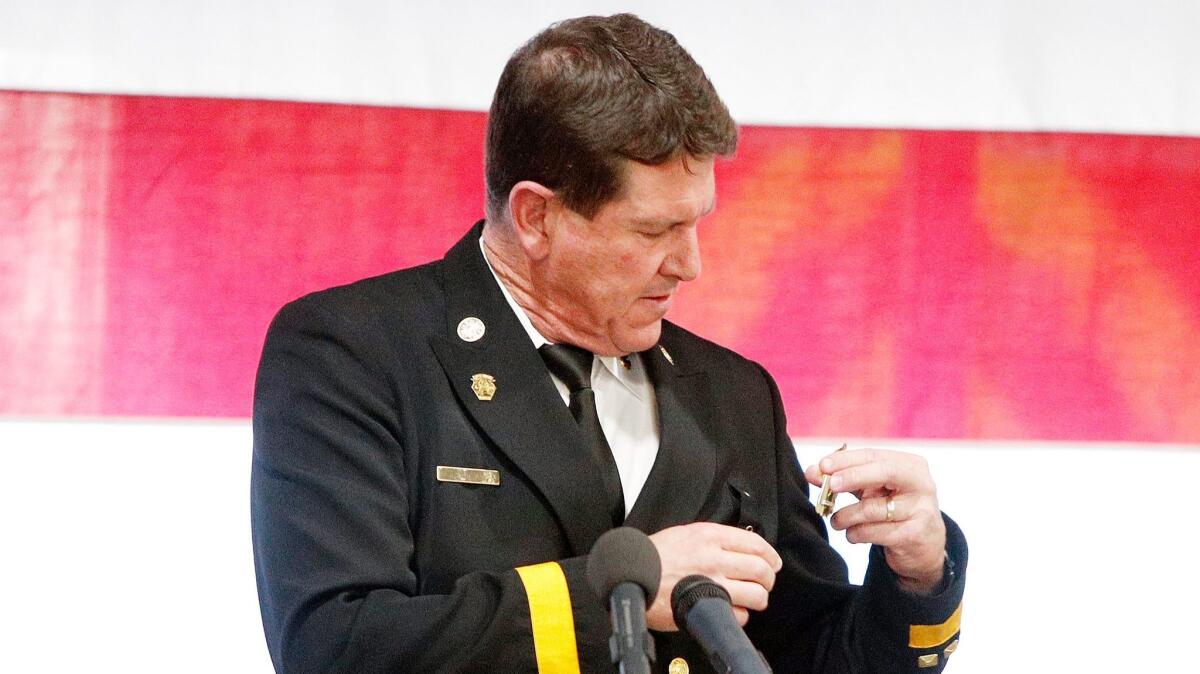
[{"xmin": 252, "ymin": 13, "xmax": 966, "ymax": 673}]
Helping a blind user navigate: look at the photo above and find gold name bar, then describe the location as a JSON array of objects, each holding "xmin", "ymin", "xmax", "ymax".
[{"xmin": 436, "ymin": 465, "xmax": 501, "ymax": 486}]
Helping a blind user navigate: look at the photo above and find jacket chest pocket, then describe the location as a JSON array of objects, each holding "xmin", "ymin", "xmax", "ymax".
[{"xmin": 708, "ymin": 480, "xmax": 764, "ymax": 534}]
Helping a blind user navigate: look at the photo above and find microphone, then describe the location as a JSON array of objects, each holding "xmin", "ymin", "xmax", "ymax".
[
  {"xmin": 586, "ymin": 527, "xmax": 661, "ymax": 674},
  {"xmin": 671, "ymin": 575, "xmax": 771, "ymax": 674}
]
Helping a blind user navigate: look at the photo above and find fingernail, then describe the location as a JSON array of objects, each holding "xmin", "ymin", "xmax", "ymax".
[
  {"xmin": 820, "ymin": 458, "xmax": 832, "ymax": 472},
  {"xmin": 830, "ymin": 475, "xmax": 843, "ymax": 490}
]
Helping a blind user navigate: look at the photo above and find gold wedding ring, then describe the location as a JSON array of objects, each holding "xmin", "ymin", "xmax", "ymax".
[
  {"xmin": 885, "ymin": 495, "xmax": 896, "ymax": 522},
  {"xmin": 815, "ymin": 443, "xmax": 847, "ymax": 517}
]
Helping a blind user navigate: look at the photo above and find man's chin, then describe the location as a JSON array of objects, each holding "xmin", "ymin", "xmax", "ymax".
[{"xmin": 611, "ymin": 320, "xmax": 663, "ymax": 356}]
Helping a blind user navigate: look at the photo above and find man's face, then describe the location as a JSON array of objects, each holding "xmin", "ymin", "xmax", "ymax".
[{"xmin": 537, "ymin": 154, "xmax": 715, "ymax": 355}]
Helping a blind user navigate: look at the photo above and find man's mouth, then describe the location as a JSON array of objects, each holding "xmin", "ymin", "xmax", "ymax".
[{"xmin": 641, "ymin": 293, "xmax": 674, "ymax": 310}]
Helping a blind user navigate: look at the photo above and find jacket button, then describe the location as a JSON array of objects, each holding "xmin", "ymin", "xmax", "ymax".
[{"xmin": 668, "ymin": 657, "xmax": 689, "ymax": 674}]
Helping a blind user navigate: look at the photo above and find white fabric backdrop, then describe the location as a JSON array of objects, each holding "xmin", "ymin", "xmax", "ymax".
[
  {"xmin": 3, "ymin": 422, "xmax": 1198, "ymax": 672},
  {"xmin": 1, "ymin": 0, "xmax": 1197, "ymax": 135}
]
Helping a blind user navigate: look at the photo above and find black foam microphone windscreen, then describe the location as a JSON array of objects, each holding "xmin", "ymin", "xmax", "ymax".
[{"xmin": 586, "ymin": 527, "xmax": 662, "ymax": 599}]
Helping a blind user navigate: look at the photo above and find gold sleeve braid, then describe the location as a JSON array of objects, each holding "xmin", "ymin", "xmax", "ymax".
[
  {"xmin": 515, "ymin": 562, "xmax": 581, "ymax": 674},
  {"xmin": 909, "ymin": 602, "xmax": 962, "ymax": 649}
]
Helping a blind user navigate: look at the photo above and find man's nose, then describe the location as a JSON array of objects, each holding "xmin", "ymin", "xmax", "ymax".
[{"xmin": 664, "ymin": 226, "xmax": 701, "ymax": 282}]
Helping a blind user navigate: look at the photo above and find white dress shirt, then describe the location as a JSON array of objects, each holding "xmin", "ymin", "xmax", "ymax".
[{"xmin": 480, "ymin": 238, "xmax": 660, "ymax": 515}]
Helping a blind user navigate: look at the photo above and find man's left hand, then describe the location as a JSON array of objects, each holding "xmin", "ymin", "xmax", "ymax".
[{"xmin": 804, "ymin": 448, "xmax": 947, "ymax": 594}]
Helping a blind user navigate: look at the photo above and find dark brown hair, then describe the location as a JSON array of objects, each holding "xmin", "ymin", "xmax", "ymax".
[{"xmin": 484, "ymin": 13, "xmax": 737, "ymax": 221}]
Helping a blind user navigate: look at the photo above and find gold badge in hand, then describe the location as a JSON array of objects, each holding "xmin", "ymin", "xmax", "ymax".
[{"xmin": 815, "ymin": 443, "xmax": 847, "ymax": 517}]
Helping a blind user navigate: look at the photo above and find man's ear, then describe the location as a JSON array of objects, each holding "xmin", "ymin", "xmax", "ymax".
[{"xmin": 508, "ymin": 180, "xmax": 557, "ymax": 261}]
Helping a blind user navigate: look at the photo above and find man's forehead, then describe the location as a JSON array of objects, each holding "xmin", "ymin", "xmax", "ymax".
[
  {"xmin": 622, "ymin": 193, "xmax": 715, "ymax": 225},
  {"xmin": 614, "ymin": 157, "xmax": 716, "ymax": 215}
]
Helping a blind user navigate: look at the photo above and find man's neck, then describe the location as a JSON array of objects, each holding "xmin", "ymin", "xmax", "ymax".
[{"xmin": 480, "ymin": 223, "xmax": 620, "ymax": 355}]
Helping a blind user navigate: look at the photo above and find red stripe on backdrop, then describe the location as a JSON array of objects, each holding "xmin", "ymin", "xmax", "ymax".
[{"xmin": 1, "ymin": 91, "xmax": 1198, "ymax": 442}]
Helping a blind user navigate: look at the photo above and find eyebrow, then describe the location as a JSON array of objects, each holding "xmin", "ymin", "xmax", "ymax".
[{"xmin": 634, "ymin": 199, "xmax": 717, "ymax": 229}]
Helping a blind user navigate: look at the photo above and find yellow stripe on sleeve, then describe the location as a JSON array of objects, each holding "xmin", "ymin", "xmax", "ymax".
[
  {"xmin": 515, "ymin": 562, "xmax": 581, "ymax": 674},
  {"xmin": 909, "ymin": 602, "xmax": 963, "ymax": 649}
]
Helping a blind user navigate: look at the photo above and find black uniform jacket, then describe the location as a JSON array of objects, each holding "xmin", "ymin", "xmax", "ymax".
[{"xmin": 251, "ymin": 222, "xmax": 968, "ymax": 673}]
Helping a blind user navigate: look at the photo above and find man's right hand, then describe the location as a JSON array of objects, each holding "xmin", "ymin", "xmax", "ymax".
[{"xmin": 645, "ymin": 522, "xmax": 783, "ymax": 631}]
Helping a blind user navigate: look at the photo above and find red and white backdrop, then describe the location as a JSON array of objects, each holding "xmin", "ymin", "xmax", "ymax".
[{"xmin": 2, "ymin": 2, "xmax": 1197, "ymax": 672}]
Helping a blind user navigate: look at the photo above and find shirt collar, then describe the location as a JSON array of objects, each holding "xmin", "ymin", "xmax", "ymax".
[{"xmin": 478, "ymin": 235, "xmax": 646, "ymax": 399}]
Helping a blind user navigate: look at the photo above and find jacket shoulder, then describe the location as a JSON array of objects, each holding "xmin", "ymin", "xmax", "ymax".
[{"xmin": 269, "ymin": 260, "xmax": 445, "ymax": 340}]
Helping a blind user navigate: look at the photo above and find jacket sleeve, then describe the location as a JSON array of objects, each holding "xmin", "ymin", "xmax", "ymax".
[
  {"xmin": 745, "ymin": 364, "xmax": 968, "ymax": 674},
  {"xmin": 250, "ymin": 298, "xmax": 608, "ymax": 673}
]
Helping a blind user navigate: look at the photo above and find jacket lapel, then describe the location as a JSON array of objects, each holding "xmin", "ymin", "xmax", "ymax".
[
  {"xmin": 624, "ymin": 333, "xmax": 718, "ymax": 533},
  {"xmin": 428, "ymin": 223, "xmax": 612, "ymax": 556}
]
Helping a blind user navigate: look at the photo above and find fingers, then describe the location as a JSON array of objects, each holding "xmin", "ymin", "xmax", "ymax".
[
  {"xmin": 651, "ymin": 523, "xmax": 781, "ymax": 569},
  {"xmin": 713, "ymin": 526, "xmax": 783, "ymax": 572},
  {"xmin": 809, "ymin": 448, "xmax": 933, "ymax": 495},
  {"xmin": 828, "ymin": 491, "xmax": 949, "ymax": 588},
  {"xmin": 715, "ymin": 549, "xmax": 777, "ymax": 592},
  {"xmin": 818, "ymin": 447, "xmax": 886, "ymax": 473},
  {"xmin": 845, "ymin": 518, "xmax": 945, "ymax": 569},
  {"xmin": 804, "ymin": 448, "xmax": 950, "ymax": 591},
  {"xmin": 803, "ymin": 463, "xmax": 823, "ymax": 487},
  {"xmin": 830, "ymin": 494, "xmax": 907, "ymax": 531},
  {"xmin": 829, "ymin": 461, "xmax": 922, "ymax": 495},
  {"xmin": 723, "ymin": 579, "xmax": 770, "ymax": 612},
  {"xmin": 844, "ymin": 521, "xmax": 905, "ymax": 546},
  {"xmin": 646, "ymin": 522, "xmax": 781, "ymax": 631}
]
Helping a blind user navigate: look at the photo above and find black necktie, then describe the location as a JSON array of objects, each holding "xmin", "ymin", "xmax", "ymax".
[{"xmin": 538, "ymin": 343, "xmax": 626, "ymax": 527}]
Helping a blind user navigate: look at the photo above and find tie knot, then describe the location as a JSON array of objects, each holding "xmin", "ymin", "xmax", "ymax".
[{"xmin": 538, "ymin": 343, "xmax": 594, "ymax": 391}]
